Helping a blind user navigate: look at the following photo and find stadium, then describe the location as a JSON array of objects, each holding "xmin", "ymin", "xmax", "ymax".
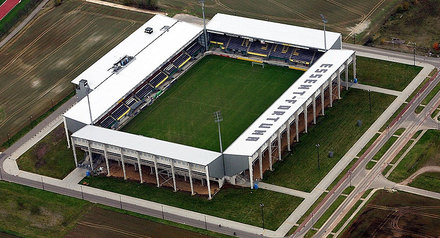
[{"xmin": 63, "ymin": 13, "xmax": 356, "ymax": 199}]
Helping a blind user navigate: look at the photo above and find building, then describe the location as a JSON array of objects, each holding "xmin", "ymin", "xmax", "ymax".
[{"xmin": 63, "ymin": 13, "xmax": 356, "ymax": 198}]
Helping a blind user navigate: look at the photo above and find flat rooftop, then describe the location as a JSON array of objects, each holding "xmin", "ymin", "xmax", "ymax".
[
  {"xmin": 224, "ymin": 49, "xmax": 355, "ymax": 157},
  {"xmin": 207, "ymin": 13, "xmax": 341, "ymax": 51},
  {"xmin": 72, "ymin": 125, "xmax": 221, "ymax": 166},
  {"xmin": 64, "ymin": 16, "xmax": 202, "ymax": 125}
]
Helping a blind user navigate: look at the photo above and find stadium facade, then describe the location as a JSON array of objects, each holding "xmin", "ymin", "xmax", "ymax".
[{"xmin": 64, "ymin": 13, "xmax": 356, "ymax": 198}]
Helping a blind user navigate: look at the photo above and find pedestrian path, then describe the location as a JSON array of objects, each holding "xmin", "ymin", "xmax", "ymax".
[
  {"xmin": 258, "ymin": 182, "xmax": 311, "ymax": 198},
  {"xmin": 63, "ymin": 167, "xmax": 88, "ymax": 188},
  {"xmin": 350, "ymin": 83, "xmax": 402, "ymax": 97}
]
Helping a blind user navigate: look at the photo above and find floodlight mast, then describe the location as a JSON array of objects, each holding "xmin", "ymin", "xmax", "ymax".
[
  {"xmin": 320, "ymin": 14, "xmax": 328, "ymax": 51},
  {"xmin": 214, "ymin": 111, "xmax": 223, "ymax": 153},
  {"xmin": 200, "ymin": 0, "xmax": 209, "ymax": 52},
  {"xmin": 84, "ymin": 80, "xmax": 93, "ymax": 125}
]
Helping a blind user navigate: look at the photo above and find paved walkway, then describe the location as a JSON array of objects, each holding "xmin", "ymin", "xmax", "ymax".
[
  {"xmin": 63, "ymin": 167, "xmax": 88, "ymax": 188},
  {"xmin": 85, "ymin": 0, "xmax": 166, "ymax": 15},
  {"xmin": 395, "ymin": 184, "xmax": 440, "ymax": 200},
  {"xmin": 258, "ymin": 182, "xmax": 311, "ymax": 199},
  {"xmin": 401, "ymin": 166, "xmax": 440, "ymax": 185},
  {"xmin": 351, "ymin": 83, "xmax": 402, "ymax": 97}
]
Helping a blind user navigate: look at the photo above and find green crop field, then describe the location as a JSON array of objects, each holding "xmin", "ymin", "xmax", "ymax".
[
  {"xmin": 0, "ymin": 0, "xmax": 153, "ymax": 146},
  {"xmin": 158, "ymin": 0, "xmax": 397, "ymax": 38},
  {"xmin": 123, "ymin": 55, "xmax": 303, "ymax": 151}
]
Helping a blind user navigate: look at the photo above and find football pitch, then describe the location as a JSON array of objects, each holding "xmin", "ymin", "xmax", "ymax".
[{"xmin": 123, "ymin": 55, "xmax": 303, "ymax": 151}]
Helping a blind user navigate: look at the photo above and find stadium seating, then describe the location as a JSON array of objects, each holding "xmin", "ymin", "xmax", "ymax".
[
  {"xmin": 247, "ymin": 41, "xmax": 273, "ymax": 57},
  {"xmin": 150, "ymin": 71, "xmax": 169, "ymax": 88},
  {"xmin": 100, "ymin": 116, "xmax": 116, "ymax": 128},
  {"xmin": 227, "ymin": 37, "xmax": 250, "ymax": 52},
  {"xmin": 162, "ymin": 62, "xmax": 178, "ymax": 76},
  {"xmin": 270, "ymin": 45, "xmax": 293, "ymax": 60},
  {"xmin": 185, "ymin": 41, "xmax": 203, "ymax": 56},
  {"xmin": 173, "ymin": 53, "xmax": 191, "ymax": 68},
  {"xmin": 112, "ymin": 103, "xmax": 130, "ymax": 120},
  {"xmin": 290, "ymin": 48, "xmax": 315, "ymax": 65},
  {"xmin": 124, "ymin": 96, "xmax": 137, "ymax": 107},
  {"xmin": 311, "ymin": 51, "xmax": 324, "ymax": 65},
  {"xmin": 135, "ymin": 83, "xmax": 154, "ymax": 99},
  {"xmin": 209, "ymin": 33, "xmax": 230, "ymax": 46}
]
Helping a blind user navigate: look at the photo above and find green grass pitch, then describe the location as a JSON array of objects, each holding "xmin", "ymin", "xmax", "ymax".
[{"xmin": 123, "ymin": 55, "xmax": 303, "ymax": 151}]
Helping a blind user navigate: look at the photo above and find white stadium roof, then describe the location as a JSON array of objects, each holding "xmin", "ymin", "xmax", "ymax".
[
  {"xmin": 207, "ymin": 13, "xmax": 341, "ymax": 51},
  {"xmin": 71, "ymin": 15, "xmax": 178, "ymax": 90},
  {"xmin": 224, "ymin": 49, "xmax": 355, "ymax": 157},
  {"xmin": 73, "ymin": 125, "xmax": 221, "ymax": 166},
  {"xmin": 65, "ymin": 16, "xmax": 202, "ymax": 125}
]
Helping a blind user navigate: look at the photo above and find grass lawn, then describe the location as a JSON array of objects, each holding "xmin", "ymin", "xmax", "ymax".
[
  {"xmin": 391, "ymin": 139, "xmax": 412, "ymax": 164},
  {"xmin": 388, "ymin": 130, "xmax": 440, "ymax": 183},
  {"xmin": 263, "ymin": 89, "xmax": 395, "ymax": 192},
  {"xmin": 328, "ymin": 157, "xmax": 359, "ymax": 191},
  {"xmin": 366, "ymin": 161, "xmax": 376, "ymax": 170},
  {"xmin": 350, "ymin": 56, "xmax": 422, "ymax": 91},
  {"xmin": 415, "ymin": 105, "xmax": 424, "ymax": 114},
  {"xmin": 332, "ymin": 200, "xmax": 362, "ymax": 233},
  {"xmin": 409, "ymin": 172, "xmax": 440, "ymax": 193},
  {"xmin": 372, "ymin": 136, "xmax": 398, "ymax": 161},
  {"xmin": 0, "ymin": 181, "xmax": 90, "ymax": 238},
  {"xmin": 82, "ymin": 176, "xmax": 303, "ymax": 230},
  {"xmin": 394, "ymin": 128, "xmax": 405, "ymax": 135},
  {"xmin": 17, "ymin": 124, "xmax": 83, "ymax": 179},
  {"xmin": 123, "ymin": 55, "xmax": 303, "ymax": 151}
]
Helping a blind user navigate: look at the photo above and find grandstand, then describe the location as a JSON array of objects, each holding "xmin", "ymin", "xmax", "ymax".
[{"xmin": 63, "ymin": 13, "xmax": 355, "ymax": 198}]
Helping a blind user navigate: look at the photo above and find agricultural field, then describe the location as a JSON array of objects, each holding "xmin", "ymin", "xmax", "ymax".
[
  {"xmin": 156, "ymin": 0, "xmax": 397, "ymax": 39},
  {"xmin": 123, "ymin": 55, "xmax": 303, "ymax": 151},
  {"xmin": 0, "ymin": 0, "xmax": 153, "ymax": 146},
  {"xmin": 371, "ymin": 0, "xmax": 440, "ymax": 55},
  {"xmin": 342, "ymin": 190, "xmax": 440, "ymax": 238}
]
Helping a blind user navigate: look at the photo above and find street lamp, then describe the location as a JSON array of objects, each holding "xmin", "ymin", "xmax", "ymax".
[
  {"xmin": 320, "ymin": 14, "xmax": 328, "ymax": 51},
  {"xmin": 260, "ymin": 203, "xmax": 265, "ymax": 230},
  {"xmin": 199, "ymin": 0, "xmax": 209, "ymax": 52},
  {"xmin": 316, "ymin": 144, "xmax": 320, "ymax": 170},
  {"xmin": 368, "ymin": 89, "xmax": 372, "ymax": 113}
]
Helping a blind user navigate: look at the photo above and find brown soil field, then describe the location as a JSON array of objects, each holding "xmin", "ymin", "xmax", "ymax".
[
  {"xmin": 66, "ymin": 206, "xmax": 211, "ymax": 238},
  {"xmin": 0, "ymin": 0, "xmax": 152, "ymax": 144},
  {"xmin": 342, "ymin": 190, "xmax": 440, "ymax": 238}
]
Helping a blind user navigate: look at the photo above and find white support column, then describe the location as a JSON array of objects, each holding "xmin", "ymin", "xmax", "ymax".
[
  {"xmin": 312, "ymin": 95, "xmax": 316, "ymax": 124},
  {"xmin": 321, "ymin": 86, "xmax": 325, "ymax": 115},
  {"xmin": 328, "ymin": 78, "xmax": 333, "ymax": 107},
  {"xmin": 295, "ymin": 112, "xmax": 299, "ymax": 142},
  {"xmin": 120, "ymin": 149, "xmax": 126, "ymax": 180},
  {"xmin": 103, "ymin": 145, "xmax": 110, "ymax": 176},
  {"xmin": 353, "ymin": 54, "xmax": 356, "ymax": 80},
  {"xmin": 268, "ymin": 140, "xmax": 273, "ymax": 171},
  {"xmin": 337, "ymin": 68, "xmax": 341, "ymax": 99},
  {"xmin": 286, "ymin": 121, "xmax": 291, "ymax": 151},
  {"xmin": 64, "ymin": 117, "xmax": 70, "ymax": 148},
  {"xmin": 71, "ymin": 138, "xmax": 78, "ymax": 167},
  {"xmin": 171, "ymin": 160, "xmax": 177, "ymax": 192},
  {"xmin": 154, "ymin": 156, "xmax": 160, "ymax": 187},
  {"xmin": 303, "ymin": 103, "xmax": 308, "ymax": 133},
  {"xmin": 258, "ymin": 148, "xmax": 263, "ymax": 179},
  {"xmin": 87, "ymin": 141, "xmax": 94, "ymax": 170},
  {"xmin": 205, "ymin": 166, "xmax": 212, "ymax": 200},
  {"xmin": 248, "ymin": 157, "xmax": 254, "ymax": 189},
  {"xmin": 277, "ymin": 130, "xmax": 282, "ymax": 161},
  {"xmin": 345, "ymin": 62, "xmax": 349, "ymax": 90},
  {"xmin": 188, "ymin": 163, "xmax": 194, "ymax": 195},
  {"xmin": 137, "ymin": 152, "xmax": 143, "ymax": 183}
]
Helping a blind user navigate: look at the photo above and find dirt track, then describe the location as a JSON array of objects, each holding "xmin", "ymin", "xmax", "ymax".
[{"xmin": 400, "ymin": 166, "xmax": 440, "ymax": 185}]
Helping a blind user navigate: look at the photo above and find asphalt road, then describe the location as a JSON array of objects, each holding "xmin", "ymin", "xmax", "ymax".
[{"xmin": 294, "ymin": 70, "xmax": 440, "ymax": 237}]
